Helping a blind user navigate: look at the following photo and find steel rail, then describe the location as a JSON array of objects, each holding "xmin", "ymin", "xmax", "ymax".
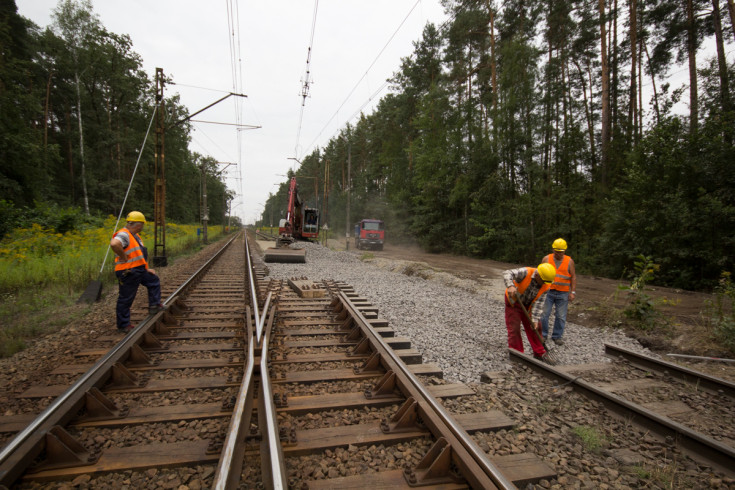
[
  {"xmin": 605, "ymin": 344, "xmax": 735, "ymax": 398},
  {"xmin": 508, "ymin": 348, "xmax": 735, "ymax": 478},
  {"xmin": 244, "ymin": 233, "xmax": 263, "ymax": 343},
  {"xmin": 213, "ymin": 234, "xmax": 277, "ymax": 489},
  {"xmin": 211, "ymin": 294, "xmax": 273, "ymax": 490},
  {"xmin": 337, "ymin": 291, "xmax": 515, "ymax": 490},
  {"xmin": 0, "ymin": 233, "xmax": 240, "ymax": 487},
  {"xmin": 212, "ymin": 306, "xmax": 257, "ymax": 490},
  {"xmin": 258, "ymin": 306, "xmax": 288, "ymax": 489}
]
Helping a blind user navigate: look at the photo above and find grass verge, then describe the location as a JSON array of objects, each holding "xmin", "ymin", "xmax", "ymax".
[{"xmin": 0, "ymin": 224, "xmax": 228, "ymax": 358}]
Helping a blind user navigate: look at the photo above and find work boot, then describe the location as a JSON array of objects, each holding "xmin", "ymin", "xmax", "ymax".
[
  {"xmin": 149, "ymin": 303, "xmax": 164, "ymax": 315},
  {"xmin": 553, "ymin": 338, "xmax": 565, "ymax": 346},
  {"xmin": 117, "ymin": 325, "xmax": 134, "ymax": 334}
]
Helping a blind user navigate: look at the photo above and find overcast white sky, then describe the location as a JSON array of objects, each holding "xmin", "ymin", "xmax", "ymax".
[{"xmin": 18, "ymin": 0, "xmax": 449, "ymax": 224}]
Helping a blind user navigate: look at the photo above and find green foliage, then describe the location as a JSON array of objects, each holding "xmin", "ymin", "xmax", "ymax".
[
  {"xmin": 617, "ymin": 255, "xmax": 662, "ymax": 329},
  {"xmin": 602, "ymin": 114, "xmax": 735, "ymax": 288},
  {"xmin": 0, "ymin": 217, "xmax": 208, "ymax": 294},
  {"xmin": 571, "ymin": 425, "xmax": 606, "ymax": 452},
  {"xmin": 0, "ymin": 220, "xmax": 223, "ymax": 358},
  {"xmin": 706, "ymin": 272, "xmax": 735, "ymax": 354},
  {"xmin": 1, "ymin": 1, "xmax": 232, "ymax": 233},
  {"xmin": 0, "ymin": 200, "xmax": 102, "ymax": 239}
]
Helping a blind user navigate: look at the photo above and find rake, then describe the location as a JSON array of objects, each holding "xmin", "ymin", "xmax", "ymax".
[{"xmin": 513, "ymin": 293, "xmax": 561, "ymax": 365}]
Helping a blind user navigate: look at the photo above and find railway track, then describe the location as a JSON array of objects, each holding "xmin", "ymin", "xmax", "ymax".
[
  {"xmin": 504, "ymin": 345, "xmax": 735, "ymax": 477},
  {"xmin": 1, "ymin": 233, "xmax": 735, "ymax": 488}
]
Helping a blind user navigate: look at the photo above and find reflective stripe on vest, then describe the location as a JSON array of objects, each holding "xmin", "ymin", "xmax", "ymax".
[
  {"xmin": 113, "ymin": 228, "xmax": 148, "ymax": 271},
  {"xmin": 545, "ymin": 254, "xmax": 571, "ymax": 292},
  {"xmin": 505, "ymin": 267, "xmax": 550, "ymax": 308}
]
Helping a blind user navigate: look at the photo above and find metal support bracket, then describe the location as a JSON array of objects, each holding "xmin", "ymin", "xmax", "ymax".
[
  {"xmin": 365, "ymin": 371, "xmax": 397, "ymax": 399},
  {"xmin": 338, "ymin": 316, "xmax": 354, "ymax": 331},
  {"xmin": 346, "ymin": 325, "xmax": 363, "ymax": 341},
  {"xmin": 27, "ymin": 426, "xmax": 98, "ymax": 473},
  {"xmin": 404, "ymin": 437, "xmax": 463, "ymax": 487},
  {"xmin": 354, "ymin": 351, "xmax": 382, "ymax": 374},
  {"xmin": 126, "ymin": 344, "xmax": 154, "ymax": 367},
  {"xmin": 74, "ymin": 387, "xmax": 127, "ymax": 422},
  {"xmin": 140, "ymin": 331, "xmax": 163, "ymax": 350},
  {"xmin": 349, "ymin": 337, "xmax": 371, "ymax": 357},
  {"xmin": 110, "ymin": 362, "xmax": 141, "ymax": 388},
  {"xmin": 381, "ymin": 397, "xmax": 419, "ymax": 433}
]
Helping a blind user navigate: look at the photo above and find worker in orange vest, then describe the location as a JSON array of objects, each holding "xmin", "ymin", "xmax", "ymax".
[
  {"xmin": 110, "ymin": 211, "xmax": 163, "ymax": 334},
  {"xmin": 540, "ymin": 238, "xmax": 577, "ymax": 345},
  {"xmin": 503, "ymin": 263, "xmax": 557, "ymax": 364}
]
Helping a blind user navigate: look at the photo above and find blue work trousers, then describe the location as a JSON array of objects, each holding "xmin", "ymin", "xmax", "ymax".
[
  {"xmin": 540, "ymin": 289, "xmax": 569, "ymax": 340},
  {"xmin": 115, "ymin": 266, "xmax": 161, "ymax": 328}
]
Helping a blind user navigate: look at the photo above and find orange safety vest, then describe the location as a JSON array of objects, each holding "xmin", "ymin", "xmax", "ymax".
[
  {"xmin": 544, "ymin": 254, "xmax": 572, "ymax": 292},
  {"xmin": 113, "ymin": 228, "xmax": 148, "ymax": 271},
  {"xmin": 505, "ymin": 267, "xmax": 550, "ymax": 307}
]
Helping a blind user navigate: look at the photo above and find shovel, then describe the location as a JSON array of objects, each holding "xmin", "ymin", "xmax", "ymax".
[
  {"xmin": 77, "ymin": 277, "xmax": 103, "ymax": 304},
  {"xmin": 513, "ymin": 293, "xmax": 561, "ymax": 365},
  {"xmin": 77, "ymin": 247, "xmax": 114, "ymax": 304}
]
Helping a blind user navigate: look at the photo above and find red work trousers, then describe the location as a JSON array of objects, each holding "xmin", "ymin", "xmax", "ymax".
[{"xmin": 504, "ymin": 296, "xmax": 546, "ymax": 356}]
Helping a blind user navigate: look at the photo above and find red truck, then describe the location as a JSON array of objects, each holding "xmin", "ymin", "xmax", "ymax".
[{"xmin": 354, "ymin": 219, "xmax": 385, "ymax": 250}]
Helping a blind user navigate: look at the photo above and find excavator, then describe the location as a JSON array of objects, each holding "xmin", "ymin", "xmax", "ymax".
[{"xmin": 264, "ymin": 177, "xmax": 319, "ymax": 263}]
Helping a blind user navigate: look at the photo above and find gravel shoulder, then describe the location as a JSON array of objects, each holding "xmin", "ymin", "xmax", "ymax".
[{"xmin": 257, "ymin": 240, "xmax": 656, "ymax": 384}]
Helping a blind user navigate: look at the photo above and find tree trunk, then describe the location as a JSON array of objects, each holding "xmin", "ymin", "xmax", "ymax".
[
  {"xmin": 599, "ymin": 0, "xmax": 611, "ymax": 186},
  {"xmin": 543, "ymin": 44, "xmax": 553, "ymax": 178},
  {"xmin": 44, "ymin": 72, "xmax": 53, "ymax": 152},
  {"xmin": 611, "ymin": 0, "xmax": 619, "ymax": 132},
  {"xmin": 685, "ymin": 0, "xmax": 699, "ymax": 133},
  {"xmin": 638, "ymin": 37, "xmax": 644, "ymax": 138},
  {"xmin": 574, "ymin": 59, "xmax": 597, "ymax": 171},
  {"xmin": 712, "ymin": 0, "xmax": 731, "ymax": 116},
  {"xmin": 727, "ymin": 0, "xmax": 735, "ymax": 42},
  {"xmin": 629, "ymin": 0, "xmax": 638, "ymax": 145},
  {"xmin": 489, "ymin": 9, "xmax": 497, "ymax": 112},
  {"xmin": 644, "ymin": 41, "xmax": 661, "ymax": 125},
  {"xmin": 75, "ymin": 72, "xmax": 90, "ymax": 215},
  {"xmin": 66, "ymin": 111, "xmax": 75, "ymax": 203}
]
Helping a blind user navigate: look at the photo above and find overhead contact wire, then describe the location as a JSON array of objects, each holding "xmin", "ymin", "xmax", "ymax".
[
  {"xmin": 294, "ymin": 0, "xmax": 319, "ymax": 160},
  {"xmin": 302, "ymin": 0, "xmax": 422, "ymax": 156}
]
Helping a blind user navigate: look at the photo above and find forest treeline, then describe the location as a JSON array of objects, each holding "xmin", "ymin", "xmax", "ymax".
[
  {"xmin": 0, "ymin": 0, "xmax": 232, "ymax": 239},
  {"xmin": 261, "ymin": 0, "xmax": 735, "ymax": 290},
  {"xmin": 2, "ymin": 0, "xmax": 734, "ymax": 291}
]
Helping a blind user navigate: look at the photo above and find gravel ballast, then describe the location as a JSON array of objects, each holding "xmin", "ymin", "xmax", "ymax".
[{"xmin": 260, "ymin": 241, "xmax": 654, "ymax": 383}]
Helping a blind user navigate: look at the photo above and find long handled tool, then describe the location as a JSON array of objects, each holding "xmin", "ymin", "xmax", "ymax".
[
  {"xmin": 77, "ymin": 104, "xmax": 159, "ymax": 304},
  {"xmin": 513, "ymin": 293, "xmax": 561, "ymax": 365}
]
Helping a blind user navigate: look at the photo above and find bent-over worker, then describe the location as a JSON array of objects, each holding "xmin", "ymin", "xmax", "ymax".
[
  {"xmin": 503, "ymin": 263, "xmax": 557, "ymax": 364},
  {"xmin": 110, "ymin": 211, "xmax": 163, "ymax": 334}
]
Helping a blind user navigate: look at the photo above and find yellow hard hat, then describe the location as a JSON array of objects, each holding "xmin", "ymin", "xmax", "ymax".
[
  {"xmin": 552, "ymin": 238, "xmax": 567, "ymax": 251},
  {"xmin": 537, "ymin": 263, "xmax": 556, "ymax": 283},
  {"xmin": 126, "ymin": 211, "xmax": 146, "ymax": 223}
]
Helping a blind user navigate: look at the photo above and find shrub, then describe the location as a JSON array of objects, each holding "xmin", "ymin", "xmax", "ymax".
[
  {"xmin": 706, "ymin": 272, "xmax": 735, "ymax": 354},
  {"xmin": 618, "ymin": 255, "xmax": 663, "ymax": 329}
]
